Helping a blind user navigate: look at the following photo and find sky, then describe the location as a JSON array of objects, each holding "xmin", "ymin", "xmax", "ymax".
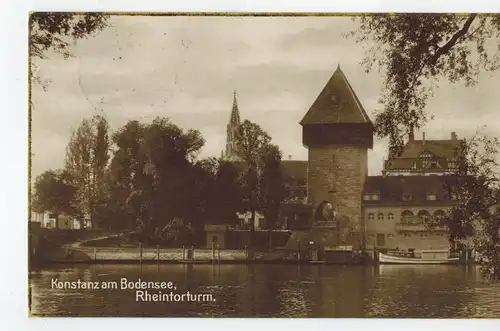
[{"xmin": 31, "ymin": 15, "xmax": 500, "ymax": 178}]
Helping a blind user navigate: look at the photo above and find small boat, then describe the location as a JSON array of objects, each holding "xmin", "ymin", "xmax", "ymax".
[{"xmin": 378, "ymin": 250, "xmax": 460, "ymax": 265}]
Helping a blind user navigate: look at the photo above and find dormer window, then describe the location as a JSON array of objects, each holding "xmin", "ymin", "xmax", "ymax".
[
  {"xmin": 364, "ymin": 193, "xmax": 380, "ymax": 201},
  {"xmin": 402, "ymin": 193, "xmax": 413, "ymax": 201},
  {"xmin": 430, "ymin": 160, "xmax": 441, "ymax": 168},
  {"xmin": 427, "ymin": 193, "xmax": 437, "ymax": 201}
]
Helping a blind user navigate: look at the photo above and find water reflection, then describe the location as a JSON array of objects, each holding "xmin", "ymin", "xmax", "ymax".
[{"xmin": 29, "ymin": 264, "xmax": 500, "ymax": 317}]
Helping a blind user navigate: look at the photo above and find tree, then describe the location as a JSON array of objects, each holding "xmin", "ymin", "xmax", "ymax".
[
  {"xmin": 259, "ymin": 145, "xmax": 285, "ymax": 229},
  {"xmin": 235, "ymin": 120, "xmax": 271, "ymax": 229},
  {"xmin": 64, "ymin": 114, "xmax": 111, "ymax": 228},
  {"xmin": 234, "ymin": 120, "xmax": 285, "ymax": 231},
  {"xmin": 30, "ymin": 12, "xmax": 110, "ymax": 89},
  {"xmin": 108, "ymin": 120, "xmax": 148, "ymax": 230},
  {"xmin": 140, "ymin": 117, "xmax": 205, "ymax": 228},
  {"xmin": 348, "ymin": 14, "xmax": 500, "ymax": 156},
  {"xmin": 32, "ymin": 169, "xmax": 78, "ymax": 227},
  {"xmin": 349, "ymin": 14, "xmax": 500, "ymax": 278},
  {"xmin": 441, "ymin": 134, "xmax": 500, "ymax": 278},
  {"xmin": 208, "ymin": 160, "xmax": 244, "ymax": 225}
]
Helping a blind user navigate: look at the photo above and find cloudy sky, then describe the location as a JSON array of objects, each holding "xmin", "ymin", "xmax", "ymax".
[{"xmin": 31, "ymin": 15, "xmax": 500, "ymax": 178}]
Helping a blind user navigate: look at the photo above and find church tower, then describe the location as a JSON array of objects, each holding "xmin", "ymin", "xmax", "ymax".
[
  {"xmin": 300, "ymin": 65, "xmax": 373, "ymax": 247},
  {"xmin": 224, "ymin": 90, "xmax": 241, "ymax": 161}
]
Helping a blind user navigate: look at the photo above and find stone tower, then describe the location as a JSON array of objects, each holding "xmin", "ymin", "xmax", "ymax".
[
  {"xmin": 300, "ymin": 65, "xmax": 373, "ymax": 247},
  {"xmin": 224, "ymin": 90, "xmax": 241, "ymax": 161}
]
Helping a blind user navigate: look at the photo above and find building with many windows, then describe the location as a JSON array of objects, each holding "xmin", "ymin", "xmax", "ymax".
[{"xmin": 222, "ymin": 67, "xmax": 464, "ymax": 251}]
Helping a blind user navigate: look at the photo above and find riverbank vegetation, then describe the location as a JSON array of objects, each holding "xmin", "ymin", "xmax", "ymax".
[
  {"xmin": 349, "ymin": 14, "xmax": 500, "ymax": 279},
  {"xmin": 32, "ymin": 115, "xmax": 285, "ymax": 247}
]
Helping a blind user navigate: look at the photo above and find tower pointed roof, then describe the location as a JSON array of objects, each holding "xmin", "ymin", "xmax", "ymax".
[
  {"xmin": 229, "ymin": 90, "xmax": 241, "ymax": 126},
  {"xmin": 300, "ymin": 65, "xmax": 371, "ymax": 125}
]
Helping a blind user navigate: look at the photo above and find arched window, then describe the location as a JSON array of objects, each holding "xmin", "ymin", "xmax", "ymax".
[
  {"xmin": 401, "ymin": 210, "xmax": 414, "ymax": 224},
  {"xmin": 417, "ymin": 210, "xmax": 432, "ymax": 224},
  {"xmin": 378, "ymin": 213, "xmax": 384, "ymax": 220},
  {"xmin": 433, "ymin": 210, "xmax": 446, "ymax": 224},
  {"xmin": 368, "ymin": 213, "xmax": 374, "ymax": 221},
  {"xmin": 388, "ymin": 213, "xmax": 394, "ymax": 220}
]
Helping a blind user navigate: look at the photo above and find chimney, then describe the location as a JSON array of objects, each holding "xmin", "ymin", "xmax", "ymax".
[
  {"xmin": 408, "ymin": 130, "xmax": 415, "ymax": 142},
  {"xmin": 288, "ymin": 155, "xmax": 292, "ymax": 160},
  {"xmin": 451, "ymin": 132, "xmax": 457, "ymax": 140},
  {"xmin": 422, "ymin": 132, "xmax": 426, "ymax": 145}
]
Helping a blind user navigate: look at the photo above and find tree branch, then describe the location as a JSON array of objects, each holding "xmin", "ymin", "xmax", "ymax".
[{"xmin": 431, "ymin": 14, "xmax": 477, "ymax": 64}]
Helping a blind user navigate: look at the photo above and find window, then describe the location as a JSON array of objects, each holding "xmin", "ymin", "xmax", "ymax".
[
  {"xmin": 376, "ymin": 234, "xmax": 385, "ymax": 246},
  {"xmin": 387, "ymin": 234, "xmax": 394, "ymax": 239},
  {"xmin": 378, "ymin": 213, "xmax": 384, "ymax": 220},
  {"xmin": 401, "ymin": 210, "xmax": 414, "ymax": 224},
  {"xmin": 417, "ymin": 210, "xmax": 431, "ymax": 224},
  {"xmin": 368, "ymin": 213, "xmax": 375, "ymax": 221},
  {"xmin": 364, "ymin": 193, "xmax": 380, "ymax": 201},
  {"xmin": 427, "ymin": 193, "xmax": 437, "ymax": 201},
  {"xmin": 388, "ymin": 213, "xmax": 394, "ymax": 220},
  {"xmin": 434, "ymin": 210, "xmax": 446, "ymax": 224},
  {"xmin": 422, "ymin": 159, "xmax": 430, "ymax": 168},
  {"xmin": 402, "ymin": 193, "xmax": 413, "ymax": 201},
  {"xmin": 430, "ymin": 160, "xmax": 441, "ymax": 168},
  {"xmin": 448, "ymin": 158, "xmax": 459, "ymax": 169}
]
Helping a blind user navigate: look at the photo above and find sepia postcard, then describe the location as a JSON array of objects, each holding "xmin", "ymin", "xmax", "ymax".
[{"xmin": 27, "ymin": 11, "xmax": 500, "ymax": 318}]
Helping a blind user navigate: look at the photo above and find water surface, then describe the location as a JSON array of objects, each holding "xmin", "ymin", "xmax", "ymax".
[{"xmin": 29, "ymin": 263, "xmax": 500, "ymax": 317}]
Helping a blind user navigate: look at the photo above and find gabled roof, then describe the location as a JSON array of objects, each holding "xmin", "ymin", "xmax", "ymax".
[
  {"xmin": 399, "ymin": 139, "xmax": 462, "ymax": 159},
  {"xmin": 385, "ymin": 138, "xmax": 463, "ymax": 171},
  {"xmin": 300, "ymin": 65, "xmax": 372, "ymax": 125}
]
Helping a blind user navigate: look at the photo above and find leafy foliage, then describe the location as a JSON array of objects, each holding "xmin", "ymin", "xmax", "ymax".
[
  {"xmin": 235, "ymin": 120, "xmax": 284, "ymax": 229},
  {"xmin": 442, "ymin": 133, "xmax": 500, "ymax": 278},
  {"xmin": 30, "ymin": 12, "xmax": 109, "ymax": 59},
  {"xmin": 349, "ymin": 14, "xmax": 500, "ymax": 156},
  {"xmin": 32, "ymin": 169, "xmax": 78, "ymax": 219},
  {"xmin": 64, "ymin": 114, "xmax": 111, "ymax": 228}
]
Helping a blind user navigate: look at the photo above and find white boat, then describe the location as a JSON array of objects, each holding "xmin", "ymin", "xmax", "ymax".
[{"xmin": 378, "ymin": 250, "xmax": 460, "ymax": 265}]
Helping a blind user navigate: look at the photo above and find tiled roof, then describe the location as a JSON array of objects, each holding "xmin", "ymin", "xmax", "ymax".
[
  {"xmin": 300, "ymin": 65, "xmax": 372, "ymax": 125},
  {"xmin": 363, "ymin": 175, "xmax": 457, "ymax": 206},
  {"xmin": 281, "ymin": 160, "xmax": 307, "ymax": 182},
  {"xmin": 399, "ymin": 139, "xmax": 462, "ymax": 159}
]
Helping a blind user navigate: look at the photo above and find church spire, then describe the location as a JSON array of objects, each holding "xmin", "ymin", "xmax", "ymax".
[{"xmin": 230, "ymin": 90, "xmax": 241, "ymax": 126}]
